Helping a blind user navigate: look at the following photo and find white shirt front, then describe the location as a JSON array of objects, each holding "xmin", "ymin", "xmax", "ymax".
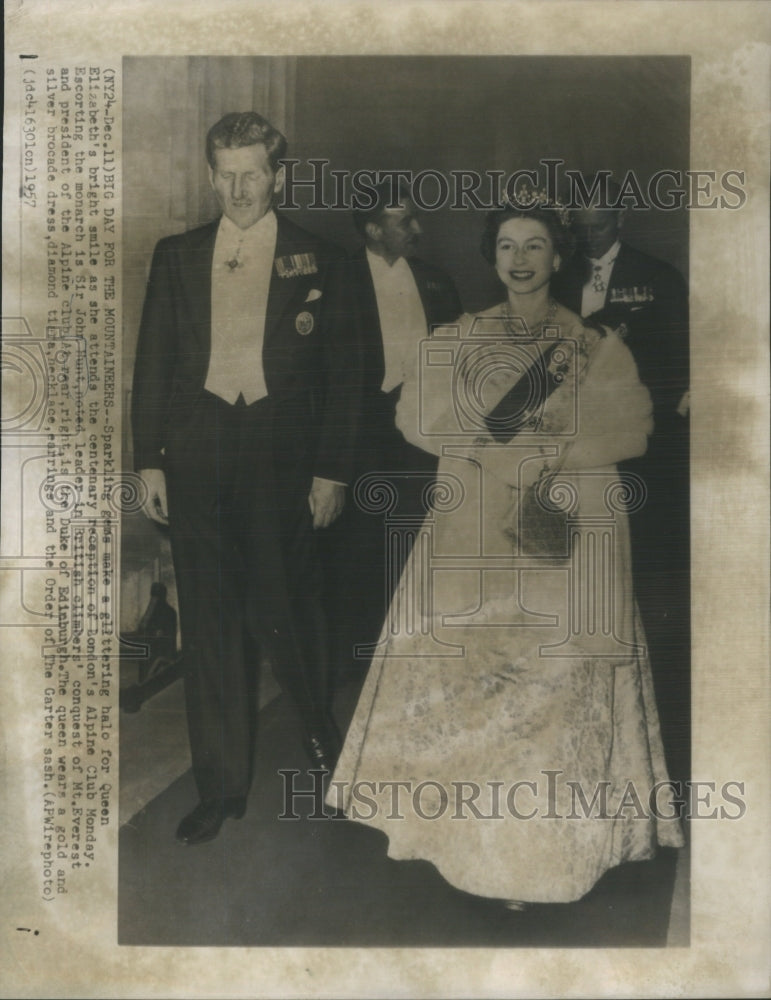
[
  {"xmin": 580, "ymin": 239, "xmax": 621, "ymax": 318},
  {"xmin": 205, "ymin": 211, "xmax": 277, "ymax": 405},
  {"xmin": 367, "ymin": 249, "xmax": 428, "ymax": 393}
]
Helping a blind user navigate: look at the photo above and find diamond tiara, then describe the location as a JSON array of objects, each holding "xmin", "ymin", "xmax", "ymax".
[{"xmin": 505, "ymin": 185, "xmax": 571, "ymax": 227}]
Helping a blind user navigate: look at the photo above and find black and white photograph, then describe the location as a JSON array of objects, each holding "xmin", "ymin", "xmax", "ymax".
[
  {"xmin": 1, "ymin": 2, "xmax": 769, "ymax": 997},
  {"xmin": 118, "ymin": 55, "xmax": 692, "ymax": 948}
]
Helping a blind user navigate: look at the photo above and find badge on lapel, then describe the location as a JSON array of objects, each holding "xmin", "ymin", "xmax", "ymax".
[
  {"xmin": 275, "ymin": 252, "xmax": 318, "ymax": 278},
  {"xmin": 296, "ymin": 311, "xmax": 314, "ymax": 335}
]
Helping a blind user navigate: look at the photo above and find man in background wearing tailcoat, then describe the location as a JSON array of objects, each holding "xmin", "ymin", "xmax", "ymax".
[{"xmin": 553, "ymin": 173, "xmax": 690, "ymax": 783}]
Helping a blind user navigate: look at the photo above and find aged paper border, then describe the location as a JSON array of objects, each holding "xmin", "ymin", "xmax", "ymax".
[{"xmin": 2, "ymin": 1, "xmax": 769, "ymax": 997}]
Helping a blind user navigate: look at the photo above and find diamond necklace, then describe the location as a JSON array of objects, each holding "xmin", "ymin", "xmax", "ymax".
[{"xmin": 502, "ymin": 298, "xmax": 558, "ymax": 337}]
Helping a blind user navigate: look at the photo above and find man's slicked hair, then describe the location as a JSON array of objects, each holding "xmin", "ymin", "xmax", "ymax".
[
  {"xmin": 352, "ymin": 178, "xmax": 414, "ymax": 237},
  {"xmin": 206, "ymin": 111, "xmax": 287, "ymax": 172}
]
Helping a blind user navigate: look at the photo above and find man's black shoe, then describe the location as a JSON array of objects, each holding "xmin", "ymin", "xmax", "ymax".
[{"xmin": 175, "ymin": 797, "xmax": 246, "ymax": 846}]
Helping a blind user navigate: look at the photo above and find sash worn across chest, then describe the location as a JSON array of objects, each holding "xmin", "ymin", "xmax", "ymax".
[{"xmin": 484, "ymin": 339, "xmax": 567, "ymax": 443}]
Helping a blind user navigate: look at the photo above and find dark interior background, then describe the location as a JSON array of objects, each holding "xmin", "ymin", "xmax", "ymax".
[{"xmin": 290, "ymin": 56, "xmax": 689, "ymax": 311}]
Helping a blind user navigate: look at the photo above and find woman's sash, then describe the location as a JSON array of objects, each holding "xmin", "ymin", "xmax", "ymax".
[{"xmin": 484, "ymin": 322, "xmax": 605, "ymax": 443}]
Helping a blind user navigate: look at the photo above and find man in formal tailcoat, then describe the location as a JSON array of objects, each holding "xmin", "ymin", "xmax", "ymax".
[
  {"xmin": 553, "ymin": 174, "xmax": 690, "ymax": 782},
  {"xmin": 323, "ymin": 181, "xmax": 462, "ymax": 687},
  {"xmin": 132, "ymin": 112, "xmax": 361, "ymax": 844}
]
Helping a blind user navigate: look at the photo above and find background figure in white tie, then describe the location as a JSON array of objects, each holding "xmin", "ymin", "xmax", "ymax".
[
  {"xmin": 553, "ymin": 173, "xmax": 690, "ymax": 785},
  {"xmin": 322, "ymin": 180, "xmax": 462, "ymax": 691},
  {"xmin": 132, "ymin": 112, "xmax": 361, "ymax": 845}
]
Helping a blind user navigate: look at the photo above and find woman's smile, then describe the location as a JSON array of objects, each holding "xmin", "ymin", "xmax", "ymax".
[{"xmin": 495, "ymin": 217, "xmax": 559, "ymax": 296}]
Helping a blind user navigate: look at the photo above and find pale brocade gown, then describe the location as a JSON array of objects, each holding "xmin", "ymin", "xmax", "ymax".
[{"xmin": 329, "ymin": 305, "xmax": 685, "ymax": 903}]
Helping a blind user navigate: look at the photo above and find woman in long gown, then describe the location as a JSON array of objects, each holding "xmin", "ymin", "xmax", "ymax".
[{"xmin": 328, "ymin": 197, "xmax": 684, "ymax": 905}]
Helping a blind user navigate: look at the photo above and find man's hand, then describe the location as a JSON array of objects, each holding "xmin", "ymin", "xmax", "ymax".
[
  {"xmin": 308, "ymin": 477, "xmax": 345, "ymax": 529},
  {"xmin": 138, "ymin": 468, "xmax": 169, "ymax": 525}
]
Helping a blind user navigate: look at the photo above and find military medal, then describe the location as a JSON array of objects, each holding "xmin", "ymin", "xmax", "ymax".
[
  {"xmin": 610, "ymin": 285, "xmax": 654, "ymax": 304},
  {"xmin": 295, "ymin": 311, "xmax": 314, "ymax": 335},
  {"xmin": 275, "ymin": 252, "xmax": 318, "ymax": 278}
]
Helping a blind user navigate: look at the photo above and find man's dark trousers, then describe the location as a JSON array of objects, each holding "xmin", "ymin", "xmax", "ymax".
[
  {"xmin": 324, "ymin": 386, "xmax": 438, "ymax": 687},
  {"xmin": 165, "ymin": 390, "xmax": 329, "ymax": 803}
]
